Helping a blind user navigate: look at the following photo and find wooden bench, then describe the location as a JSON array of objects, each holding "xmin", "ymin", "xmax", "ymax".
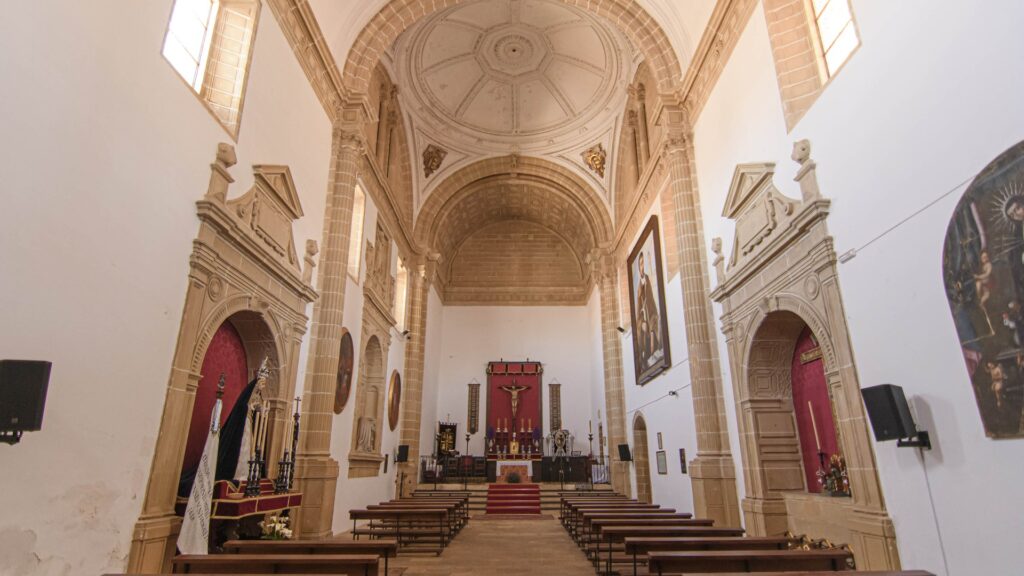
[
  {"xmin": 172, "ymin": 553, "xmax": 379, "ymax": 575},
  {"xmin": 594, "ymin": 526, "xmax": 745, "ymax": 575},
  {"xmin": 646, "ymin": 549, "xmax": 853, "ymax": 575},
  {"xmin": 349, "ymin": 508, "xmax": 449, "ymax": 554},
  {"xmin": 620, "ymin": 537, "xmax": 789, "ymax": 576},
  {"xmin": 567, "ymin": 507, "xmax": 674, "ymax": 539},
  {"xmin": 586, "ymin": 519, "xmax": 716, "ymax": 565},
  {"xmin": 677, "ymin": 572, "xmax": 934, "ymax": 576},
  {"xmin": 222, "ymin": 539, "xmax": 397, "ymax": 576},
  {"xmin": 367, "ymin": 501, "xmax": 465, "ymax": 532},
  {"xmin": 576, "ymin": 512, "xmax": 688, "ymax": 545}
]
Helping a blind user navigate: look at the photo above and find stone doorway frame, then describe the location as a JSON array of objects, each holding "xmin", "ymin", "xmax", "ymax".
[
  {"xmin": 710, "ymin": 143, "xmax": 899, "ymax": 570},
  {"xmin": 631, "ymin": 412, "xmax": 654, "ymax": 504},
  {"xmin": 126, "ymin": 144, "xmax": 316, "ymax": 573}
]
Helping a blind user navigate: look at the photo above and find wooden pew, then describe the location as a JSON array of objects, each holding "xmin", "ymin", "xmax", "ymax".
[
  {"xmin": 576, "ymin": 512, "xmax": 688, "ymax": 546},
  {"xmin": 586, "ymin": 518, "xmax": 716, "ymax": 564},
  {"xmin": 621, "ymin": 536, "xmax": 789, "ymax": 576},
  {"xmin": 172, "ymin": 553, "xmax": 379, "ymax": 575},
  {"xmin": 594, "ymin": 526, "xmax": 745, "ymax": 575},
  {"xmin": 688, "ymin": 572, "xmax": 934, "ymax": 576},
  {"xmin": 348, "ymin": 508, "xmax": 449, "ymax": 554},
  {"xmin": 368, "ymin": 501, "xmax": 465, "ymax": 532},
  {"xmin": 646, "ymin": 549, "xmax": 853, "ymax": 575},
  {"xmin": 222, "ymin": 539, "xmax": 397, "ymax": 576},
  {"xmin": 568, "ymin": 507, "xmax": 675, "ymax": 539}
]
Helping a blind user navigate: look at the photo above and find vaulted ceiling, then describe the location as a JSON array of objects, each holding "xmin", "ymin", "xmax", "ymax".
[{"xmin": 306, "ymin": 0, "xmax": 716, "ymax": 304}]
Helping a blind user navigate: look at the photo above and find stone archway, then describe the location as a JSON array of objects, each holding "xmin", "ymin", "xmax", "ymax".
[
  {"xmin": 739, "ymin": 310, "xmax": 826, "ymax": 534},
  {"xmin": 349, "ymin": 335, "xmax": 387, "ymax": 477},
  {"xmin": 127, "ymin": 144, "xmax": 315, "ymax": 574},
  {"xmin": 632, "ymin": 412, "xmax": 654, "ymax": 504},
  {"xmin": 711, "ymin": 156, "xmax": 899, "ymax": 570}
]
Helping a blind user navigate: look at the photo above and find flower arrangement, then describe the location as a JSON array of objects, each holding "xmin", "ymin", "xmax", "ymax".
[{"xmin": 259, "ymin": 514, "xmax": 293, "ymax": 540}]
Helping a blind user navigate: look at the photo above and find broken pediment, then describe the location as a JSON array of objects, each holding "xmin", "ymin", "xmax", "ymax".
[
  {"xmin": 722, "ymin": 162, "xmax": 797, "ymax": 270},
  {"xmin": 226, "ymin": 165, "xmax": 304, "ymax": 271}
]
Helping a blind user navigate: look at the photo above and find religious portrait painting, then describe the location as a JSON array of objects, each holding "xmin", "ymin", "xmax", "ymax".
[
  {"xmin": 627, "ymin": 216, "xmax": 671, "ymax": 385},
  {"xmin": 944, "ymin": 140, "xmax": 1024, "ymax": 438}
]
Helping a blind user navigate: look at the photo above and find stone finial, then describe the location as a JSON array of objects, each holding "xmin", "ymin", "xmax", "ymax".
[
  {"xmin": 792, "ymin": 139, "xmax": 821, "ymax": 203},
  {"xmin": 302, "ymin": 239, "xmax": 319, "ymax": 285},
  {"xmin": 206, "ymin": 143, "xmax": 237, "ymax": 202},
  {"xmin": 711, "ymin": 237, "xmax": 726, "ymax": 285},
  {"xmin": 422, "ymin": 144, "xmax": 447, "ymax": 177}
]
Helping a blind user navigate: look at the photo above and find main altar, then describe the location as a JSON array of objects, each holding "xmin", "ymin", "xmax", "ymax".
[{"xmin": 485, "ymin": 361, "xmax": 543, "ymax": 462}]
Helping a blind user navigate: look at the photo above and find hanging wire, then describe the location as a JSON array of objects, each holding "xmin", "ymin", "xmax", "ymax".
[
  {"xmin": 625, "ymin": 356, "xmax": 692, "ymax": 416},
  {"xmin": 838, "ymin": 171, "xmax": 980, "ymax": 263}
]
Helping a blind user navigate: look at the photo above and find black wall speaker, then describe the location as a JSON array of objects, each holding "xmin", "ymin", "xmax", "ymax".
[
  {"xmin": 396, "ymin": 444, "xmax": 409, "ymax": 462},
  {"xmin": 861, "ymin": 383, "xmax": 916, "ymax": 441},
  {"xmin": 0, "ymin": 360, "xmax": 52, "ymax": 431},
  {"xmin": 618, "ymin": 443, "xmax": 632, "ymax": 462}
]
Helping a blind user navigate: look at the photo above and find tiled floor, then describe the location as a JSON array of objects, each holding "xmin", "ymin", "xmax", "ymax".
[{"xmin": 390, "ymin": 515, "xmax": 595, "ymax": 576}]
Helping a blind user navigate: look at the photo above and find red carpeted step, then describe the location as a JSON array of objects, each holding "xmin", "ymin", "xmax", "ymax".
[{"xmin": 485, "ymin": 483, "xmax": 541, "ymax": 515}]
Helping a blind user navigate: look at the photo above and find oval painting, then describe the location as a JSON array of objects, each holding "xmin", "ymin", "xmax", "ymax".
[
  {"xmin": 943, "ymin": 140, "xmax": 1024, "ymax": 438},
  {"xmin": 388, "ymin": 370, "xmax": 402, "ymax": 431},
  {"xmin": 333, "ymin": 331, "xmax": 354, "ymax": 414}
]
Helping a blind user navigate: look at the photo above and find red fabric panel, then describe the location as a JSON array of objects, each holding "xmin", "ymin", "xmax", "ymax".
[
  {"xmin": 487, "ymin": 362, "xmax": 542, "ymax": 435},
  {"xmin": 182, "ymin": 321, "xmax": 249, "ymax": 473},
  {"xmin": 790, "ymin": 326, "xmax": 838, "ymax": 493}
]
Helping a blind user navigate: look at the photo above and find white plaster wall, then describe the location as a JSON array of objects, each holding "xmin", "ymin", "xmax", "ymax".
[
  {"xmin": 418, "ymin": 287, "xmax": 445, "ymax": 459},
  {"xmin": 618, "ymin": 194, "xmax": 698, "ymax": 513},
  {"xmin": 692, "ymin": 2, "xmax": 1024, "ymax": 574},
  {"xmin": 328, "ymin": 196, "xmax": 411, "ymax": 531},
  {"xmin": 433, "ymin": 306, "xmax": 598, "ymax": 458},
  {"xmin": 0, "ymin": 2, "xmax": 331, "ymax": 574}
]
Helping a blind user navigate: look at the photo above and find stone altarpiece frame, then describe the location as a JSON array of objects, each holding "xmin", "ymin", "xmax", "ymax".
[
  {"xmin": 127, "ymin": 144, "xmax": 317, "ymax": 573},
  {"xmin": 710, "ymin": 142, "xmax": 898, "ymax": 570},
  {"xmin": 348, "ymin": 221, "xmax": 397, "ymax": 478}
]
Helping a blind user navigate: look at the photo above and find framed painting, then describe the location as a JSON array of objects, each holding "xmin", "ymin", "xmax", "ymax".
[
  {"xmin": 627, "ymin": 216, "xmax": 672, "ymax": 385},
  {"xmin": 656, "ymin": 450, "xmax": 668, "ymax": 475},
  {"xmin": 944, "ymin": 140, "xmax": 1024, "ymax": 438},
  {"xmin": 333, "ymin": 331, "xmax": 354, "ymax": 414},
  {"xmin": 387, "ymin": 370, "xmax": 402, "ymax": 431},
  {"xmin": 679, "ymin": 448, "xmax": 687, "ymax": 474}
]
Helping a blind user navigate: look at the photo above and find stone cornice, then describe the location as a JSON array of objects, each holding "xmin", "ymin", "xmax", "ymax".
[{"xmin": 674, "ymin": 0, "xmax": 759, "ymax": 123}]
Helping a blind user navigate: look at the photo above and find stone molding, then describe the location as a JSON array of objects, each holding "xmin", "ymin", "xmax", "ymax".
[
  {"xmin": 710, "ymin": 143, "xmax": 899, "ymax": 570},
  {"xmin": 127, "ymin": 144, "xmax": 316, "ymax": 573}
]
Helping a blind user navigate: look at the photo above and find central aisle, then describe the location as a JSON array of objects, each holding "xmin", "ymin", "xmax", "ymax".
[{"xmin": 390, "ymin": 516, "xmax": 594, "ymax": 576}]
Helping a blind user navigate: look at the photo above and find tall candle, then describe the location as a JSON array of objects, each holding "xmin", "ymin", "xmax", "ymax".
[
  {"xmin": 808, "ymin": 400, "xmax": 821, "ymax": 451},
  {"xmin": 589, "ymin": 420, "xmax": 593, "ymax": 434}
]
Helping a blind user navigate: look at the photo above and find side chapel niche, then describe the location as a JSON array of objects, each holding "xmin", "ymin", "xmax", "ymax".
[
  {"xmin": 127, "ymin": 143, "xmax": 317, "ymax": 573},
  {"xmin": 348, "ymin": 221, "xmax": 397, "ymax": 478},
  {"xmin": 710, "ymin": 141, "xmax": 899, "ymax": 570}
]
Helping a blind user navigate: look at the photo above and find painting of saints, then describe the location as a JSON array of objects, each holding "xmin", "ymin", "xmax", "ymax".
[
  {"xmin": 628, "ymin": 216, "xmax": 671, "ymax": 385},
  {"xmin": 943, "ymin": 139, "xmax": 1024, "ymax": 438}
]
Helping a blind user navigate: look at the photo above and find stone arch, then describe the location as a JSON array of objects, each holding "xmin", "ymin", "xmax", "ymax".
[
  {"xmin": 350, "ymin": 334, "xmax": 387, "ymax": 476},
  {"xmin": 416, "ymin": 155, "xmax": 613, "ymax": 249},
  {"xmin": 632, "ymin": 411, "xmax": 654, "ymax": 504},
  {"xmin": 343, "ymin": 0, "xmax": 683, "ymax": 97}
]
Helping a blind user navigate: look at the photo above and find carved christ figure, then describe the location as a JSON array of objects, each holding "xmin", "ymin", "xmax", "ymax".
[{"xmin": 500, "ymin": 382, "xmax": 529, "ymax": 418}]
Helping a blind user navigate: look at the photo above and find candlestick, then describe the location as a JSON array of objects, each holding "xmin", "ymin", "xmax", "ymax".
[{"xmin": 808, "ymin": 400, "xmax": 821, "ymax": 451}]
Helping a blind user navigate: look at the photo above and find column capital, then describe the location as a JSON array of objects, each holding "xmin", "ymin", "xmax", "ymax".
[{"xmin": 659, "ymin": 103, "xmax": 695, "ymax": 156}]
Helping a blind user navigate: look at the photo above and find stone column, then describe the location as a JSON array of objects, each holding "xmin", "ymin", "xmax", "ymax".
[
  {"xmin": 395, "ymin": 254, "xmax": 437, "ymax": 497},
  {"xmin": 595, "ymin": 255, "xmax": 632, "ymax": 496},
  {"xmin": 293, "ymin": 110, "xmax": 365, "ymax": 538},
  {"xmin": 662, "ymin": 106, "xmax": 742, "ymax": 527}
]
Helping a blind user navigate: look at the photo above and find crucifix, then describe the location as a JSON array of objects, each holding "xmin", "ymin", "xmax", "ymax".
[{"xmin": 500, "ymin": 379, "xmax": 530, "ymax": 418}]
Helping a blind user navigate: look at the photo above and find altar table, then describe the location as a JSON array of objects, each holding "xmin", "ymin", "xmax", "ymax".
[{"xmin": 495, "ymin": 459, "xmax": 533, "ymax": 482}]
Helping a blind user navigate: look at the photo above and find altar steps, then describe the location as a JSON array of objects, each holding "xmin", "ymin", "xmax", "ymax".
[
  {"xmin": 485, "ymin": 483, "xmax": 541, "ymax": 515},
  {"xmin": 413, "ymin": 483, "xmax": 613, "ymax": 513}
]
